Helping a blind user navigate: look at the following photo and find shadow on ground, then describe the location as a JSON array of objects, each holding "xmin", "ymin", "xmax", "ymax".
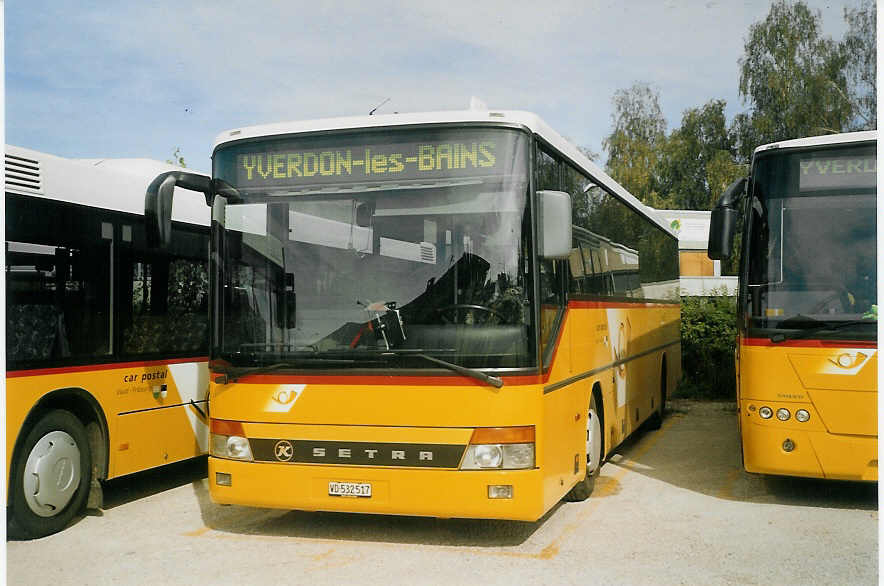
[
  {"xmin": 189, "ymin": 476, "xmax": 553, "ymax": 547},
  {"xmin": 101, "ymin": 456, "xmax": 208, "ymax": 510},
  {"xmin": 608, "ymin": 400, "xmax": 877, "ymax": 511}
]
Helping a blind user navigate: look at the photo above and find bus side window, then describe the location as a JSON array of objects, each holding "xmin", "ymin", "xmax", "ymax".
[
  {"xmin": 567, "ymin": 239, "xmax": 586, "ymax": 294},
  {"xmin": 538, "ymin": 258, "xmax": 566, "ymax": 357},
  {"xmin": 120, "ymin": 226, "xmax": 209, "ymax": 357},
  {"xmin": 6, "ymin": 240, "xmax": 111, "ymax": 364},
  {"xmin": 536, "ymin": 144, "xmax": 566, "ymax": 362}
]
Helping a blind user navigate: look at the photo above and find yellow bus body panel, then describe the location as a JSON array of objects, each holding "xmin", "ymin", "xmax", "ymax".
[
  {"xmin": 211, "ymin": 458, "xmax": 546, "ymax": 521},
  {"xmin": 6, "ymin": 360, "xmax": 208, "ymax": 492},
  {"xmin": 208, "ymin": 303, "xmax": 680, "ymax": 520},
  {"xmin": 739, "ymin": 342, "xmax": 877, "ymax": 481}
]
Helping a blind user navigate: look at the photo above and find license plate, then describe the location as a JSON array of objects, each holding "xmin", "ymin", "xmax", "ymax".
[{"xmin": 328, "ymin": 481, "xmax": 372, "ymax": 498}]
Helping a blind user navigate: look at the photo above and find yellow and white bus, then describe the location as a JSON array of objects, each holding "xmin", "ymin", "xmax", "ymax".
[
  {"xmin": 6, "ymin": 145, "xmax": 211, "ymax": 538},
  {"xmin": 709, "ymin": 131, "xmax": 877, "ymax": 481},
  {"xmin": 147, "ymin": 109, "xmax": 681, "ymax": 521}
]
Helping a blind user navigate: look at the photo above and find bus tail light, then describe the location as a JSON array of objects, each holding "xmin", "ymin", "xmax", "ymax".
[
  {"xmin": 210, "ymin": 419, "xmax": 254, "ymax": 461},
  {"xmin": 460, "ymin": 426, "xmax": 535, "ymax": 470}
]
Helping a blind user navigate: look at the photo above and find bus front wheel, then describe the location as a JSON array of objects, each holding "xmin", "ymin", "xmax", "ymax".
[
  {"xmin": 8, "ymin": 409, "xmax": 92, "ymax": 539},
  {"xmin": 564, "ymin": 393, "xmax": 603, "ymax": 502}
]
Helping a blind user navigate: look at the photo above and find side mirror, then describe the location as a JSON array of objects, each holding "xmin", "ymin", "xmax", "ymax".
[
  {"xmin": 145, "ymin": 171, "xmax": 213, "ymax": 248},
  {"xmin": 707, "ymin": 177, "xmax": 747, "ymax": 261},
  {"xmin": 537, "ymin": 190, "xmax": 572, "ymax": 259}
]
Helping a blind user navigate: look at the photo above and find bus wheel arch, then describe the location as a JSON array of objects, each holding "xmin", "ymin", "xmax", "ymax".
[
  {"xmin": 26, "ymin": 388, "xmax": 109, "ymax": 481},
  {"xmin": 564, "ymin": 383, "xmax": 604, "ymax": 502},
  {"xmin": 8, "ymin": 388, "xmax": 108, "ymax": 539}
]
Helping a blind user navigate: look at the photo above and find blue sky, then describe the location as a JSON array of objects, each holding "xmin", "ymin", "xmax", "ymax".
[{"xmin": 6, "ymin": 1, "xmax": 855, "ymax": 172}]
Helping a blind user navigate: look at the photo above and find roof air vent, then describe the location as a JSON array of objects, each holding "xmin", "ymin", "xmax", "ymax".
[{"xmin": 5, "ymin": 153, "xmax": 43, "ymax": 194}]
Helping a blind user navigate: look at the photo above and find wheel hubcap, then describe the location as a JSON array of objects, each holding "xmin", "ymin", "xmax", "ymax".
[{"xmin": 23, "ymin": 430, "xmax": 81, "ymax": 517}]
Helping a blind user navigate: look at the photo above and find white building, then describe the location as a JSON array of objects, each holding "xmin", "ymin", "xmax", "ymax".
[{"xmin": 656, "ymin": 209, "xmax": 738, "ymax": 296}]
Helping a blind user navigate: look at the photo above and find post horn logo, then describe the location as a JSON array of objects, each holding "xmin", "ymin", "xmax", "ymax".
[
  {"xmin": 829, "ymin": 352, "xmax": 867, "ymax": 370},
  {"xmin": 274, "ymin": 440, "xmax": 294, "ymax": 462},
  {"xmin": 273, "ymin": 390, "xmax": 297, "ymax": 405},
  {"xmin": 267, "ymin": 385, "xmax": 305, "ymax": 413}
]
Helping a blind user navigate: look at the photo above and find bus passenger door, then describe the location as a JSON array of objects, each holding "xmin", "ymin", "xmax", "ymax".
[{"xmin": 112, "ymin": 224, "xmax": 210, "ymax": 476}]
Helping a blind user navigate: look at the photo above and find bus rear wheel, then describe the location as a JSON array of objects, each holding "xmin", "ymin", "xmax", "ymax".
[
  {"xmin": 564, "ymin": 393, "xmax": 602, "ymax": 502},
  {"xmin": 8, "ymin": 409, "xmax": 92, "ymax": 539}
]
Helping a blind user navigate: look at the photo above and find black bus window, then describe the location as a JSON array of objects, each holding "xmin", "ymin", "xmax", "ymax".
[
  {"xmin": 122, "ymin": 255, "xmax": 208, "ymax": 356},
  {"xmin": 6, "ymin": 241, "xmax": 110, "ymax": 364}
]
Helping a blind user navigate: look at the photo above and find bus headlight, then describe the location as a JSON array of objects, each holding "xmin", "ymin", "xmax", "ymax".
[
  {"xmin": 475, "ymin": 445, "xmax": 503, "ymax": 468},
  {"xmin": 759, "ymin": 406, "xmax": 773, "ymax": 419},
  {"xmin": 461, "ymin": 443, "xmax": 535, "ymax": 470},
  {"xmin": 501, "ymin": 443, "xmax": 535, "ymax": 469},
  {"xmin": 795, "ymin": 409, "xmax": 810, "ymax": 423},
  {"xmin": 210, "ymin": 434, "xmax": 254, "ymax": 461},
  {"xmin": 460, "ymin": 426, "xmax": 536, "ymax": 470},
  {"xmin": 210, "ymin": 419, "xmax": 254, "ymax": 461},
  {"xmin": 776, "ymin": 408, "xmax": 791, "ymax": 421}
]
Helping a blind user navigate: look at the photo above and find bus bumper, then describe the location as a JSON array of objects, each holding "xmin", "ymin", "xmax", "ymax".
[
  {"xmin": 742, "ymin": 421, "xmax": 877, "ymax": 481},
  {"xmin": 208, "ymin": 457, "xmax": 547, "ymax": 521}
]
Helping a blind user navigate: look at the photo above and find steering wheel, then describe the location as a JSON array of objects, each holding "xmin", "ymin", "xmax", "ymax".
[
  {"xmin": 809, "ymin": 287, "xmax": 851, "ymax": 315},
  {"xmin": 435, "ymin": 304, "xmax": 506, "ymax": 325}
]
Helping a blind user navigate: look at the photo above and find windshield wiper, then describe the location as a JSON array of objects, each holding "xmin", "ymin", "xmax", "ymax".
[
  {"xmin": 214, "ymin": 363, "xmax": 290, "ymax": 384},
  {"xmin": 355, "ymin": 349, "xmax": 503, "ymax": 388},
  {"xmin": 215, "ymin": 360, "xmax": 356, "ymax": 383},
  {"xmin": 411, "ymin": 353, "xmax": 504, "ymax": 388},
  {"xmin": 214, "ymin": 351, "xmax": 504, "ymax": 388},
  {"xmin": 770, "ymin": 318, "xmax": 875, "ymax": 343}
]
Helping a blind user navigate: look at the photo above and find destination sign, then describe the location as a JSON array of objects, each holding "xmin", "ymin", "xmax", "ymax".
[
  {"xmin": 234, "ymin": 138, "xmax": 511, "ymax": 189},
  {"xmin": 799, "ymin": 155, "xmax": 876, "ymax": 191}
]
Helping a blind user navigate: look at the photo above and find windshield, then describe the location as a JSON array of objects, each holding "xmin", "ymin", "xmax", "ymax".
[
  {"xmin": 212, "ymin": 127, "xmax": 534, "ymax": 370},
  {"xmin": 746, "ymin": 143, "xmax": 876, "ymax": 339}
]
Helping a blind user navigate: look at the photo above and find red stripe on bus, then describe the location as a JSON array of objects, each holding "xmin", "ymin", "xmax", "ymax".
[
  {"xmin": 742, "ymin": 338, "xmax": 877, "ymax": 349},
  {"xmin": 6, "ymin": 356, "xmax": 209, "ymax": 378}
]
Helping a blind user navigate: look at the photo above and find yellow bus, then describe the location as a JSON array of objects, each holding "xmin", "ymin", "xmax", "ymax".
[
  {"xmin": 5, "ymin": 145, "xmax": 211, "ymax": 538},
  {"xmin": 709, "ymin": 130, "xmax": 877, "ymax": 481},
  {"xmin": 146, "ymin": 109, "xmax": 681, "ymax": 520}
]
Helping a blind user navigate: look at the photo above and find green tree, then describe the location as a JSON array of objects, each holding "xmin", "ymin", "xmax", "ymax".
[
  {"xmin": 602, "ymin": 82, "xmax": 667, "ymax": 206},
  {"xmin": 656, "ymin": 100, "xmax": 746, "ymax": 210},
  {"xmin": 736, "ymin": 0, "xmax": 851, "ymax": 160},
  {"xmin": 678, "ymin": 292, "xmax": 737, "ymax": 399},
  {"xmin": 166, "ymin": 147, "xmax": 187, "ymax": 168},
  {"xmin": 841, "ymin": 0, "xmax": 876, "ymax": 129}
]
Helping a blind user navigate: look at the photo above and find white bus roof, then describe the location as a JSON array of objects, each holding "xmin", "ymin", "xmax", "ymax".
[
  {"xmin": 5, "ymin": 144, "xmax": 210, "ymax": 227},
  {"xmin": 214, "ymin": 109, "xmax": 675, "ymax": 236},
  {"xmin": 754, "ymin": 130, "xmax": 877, "ymax": 154}
]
